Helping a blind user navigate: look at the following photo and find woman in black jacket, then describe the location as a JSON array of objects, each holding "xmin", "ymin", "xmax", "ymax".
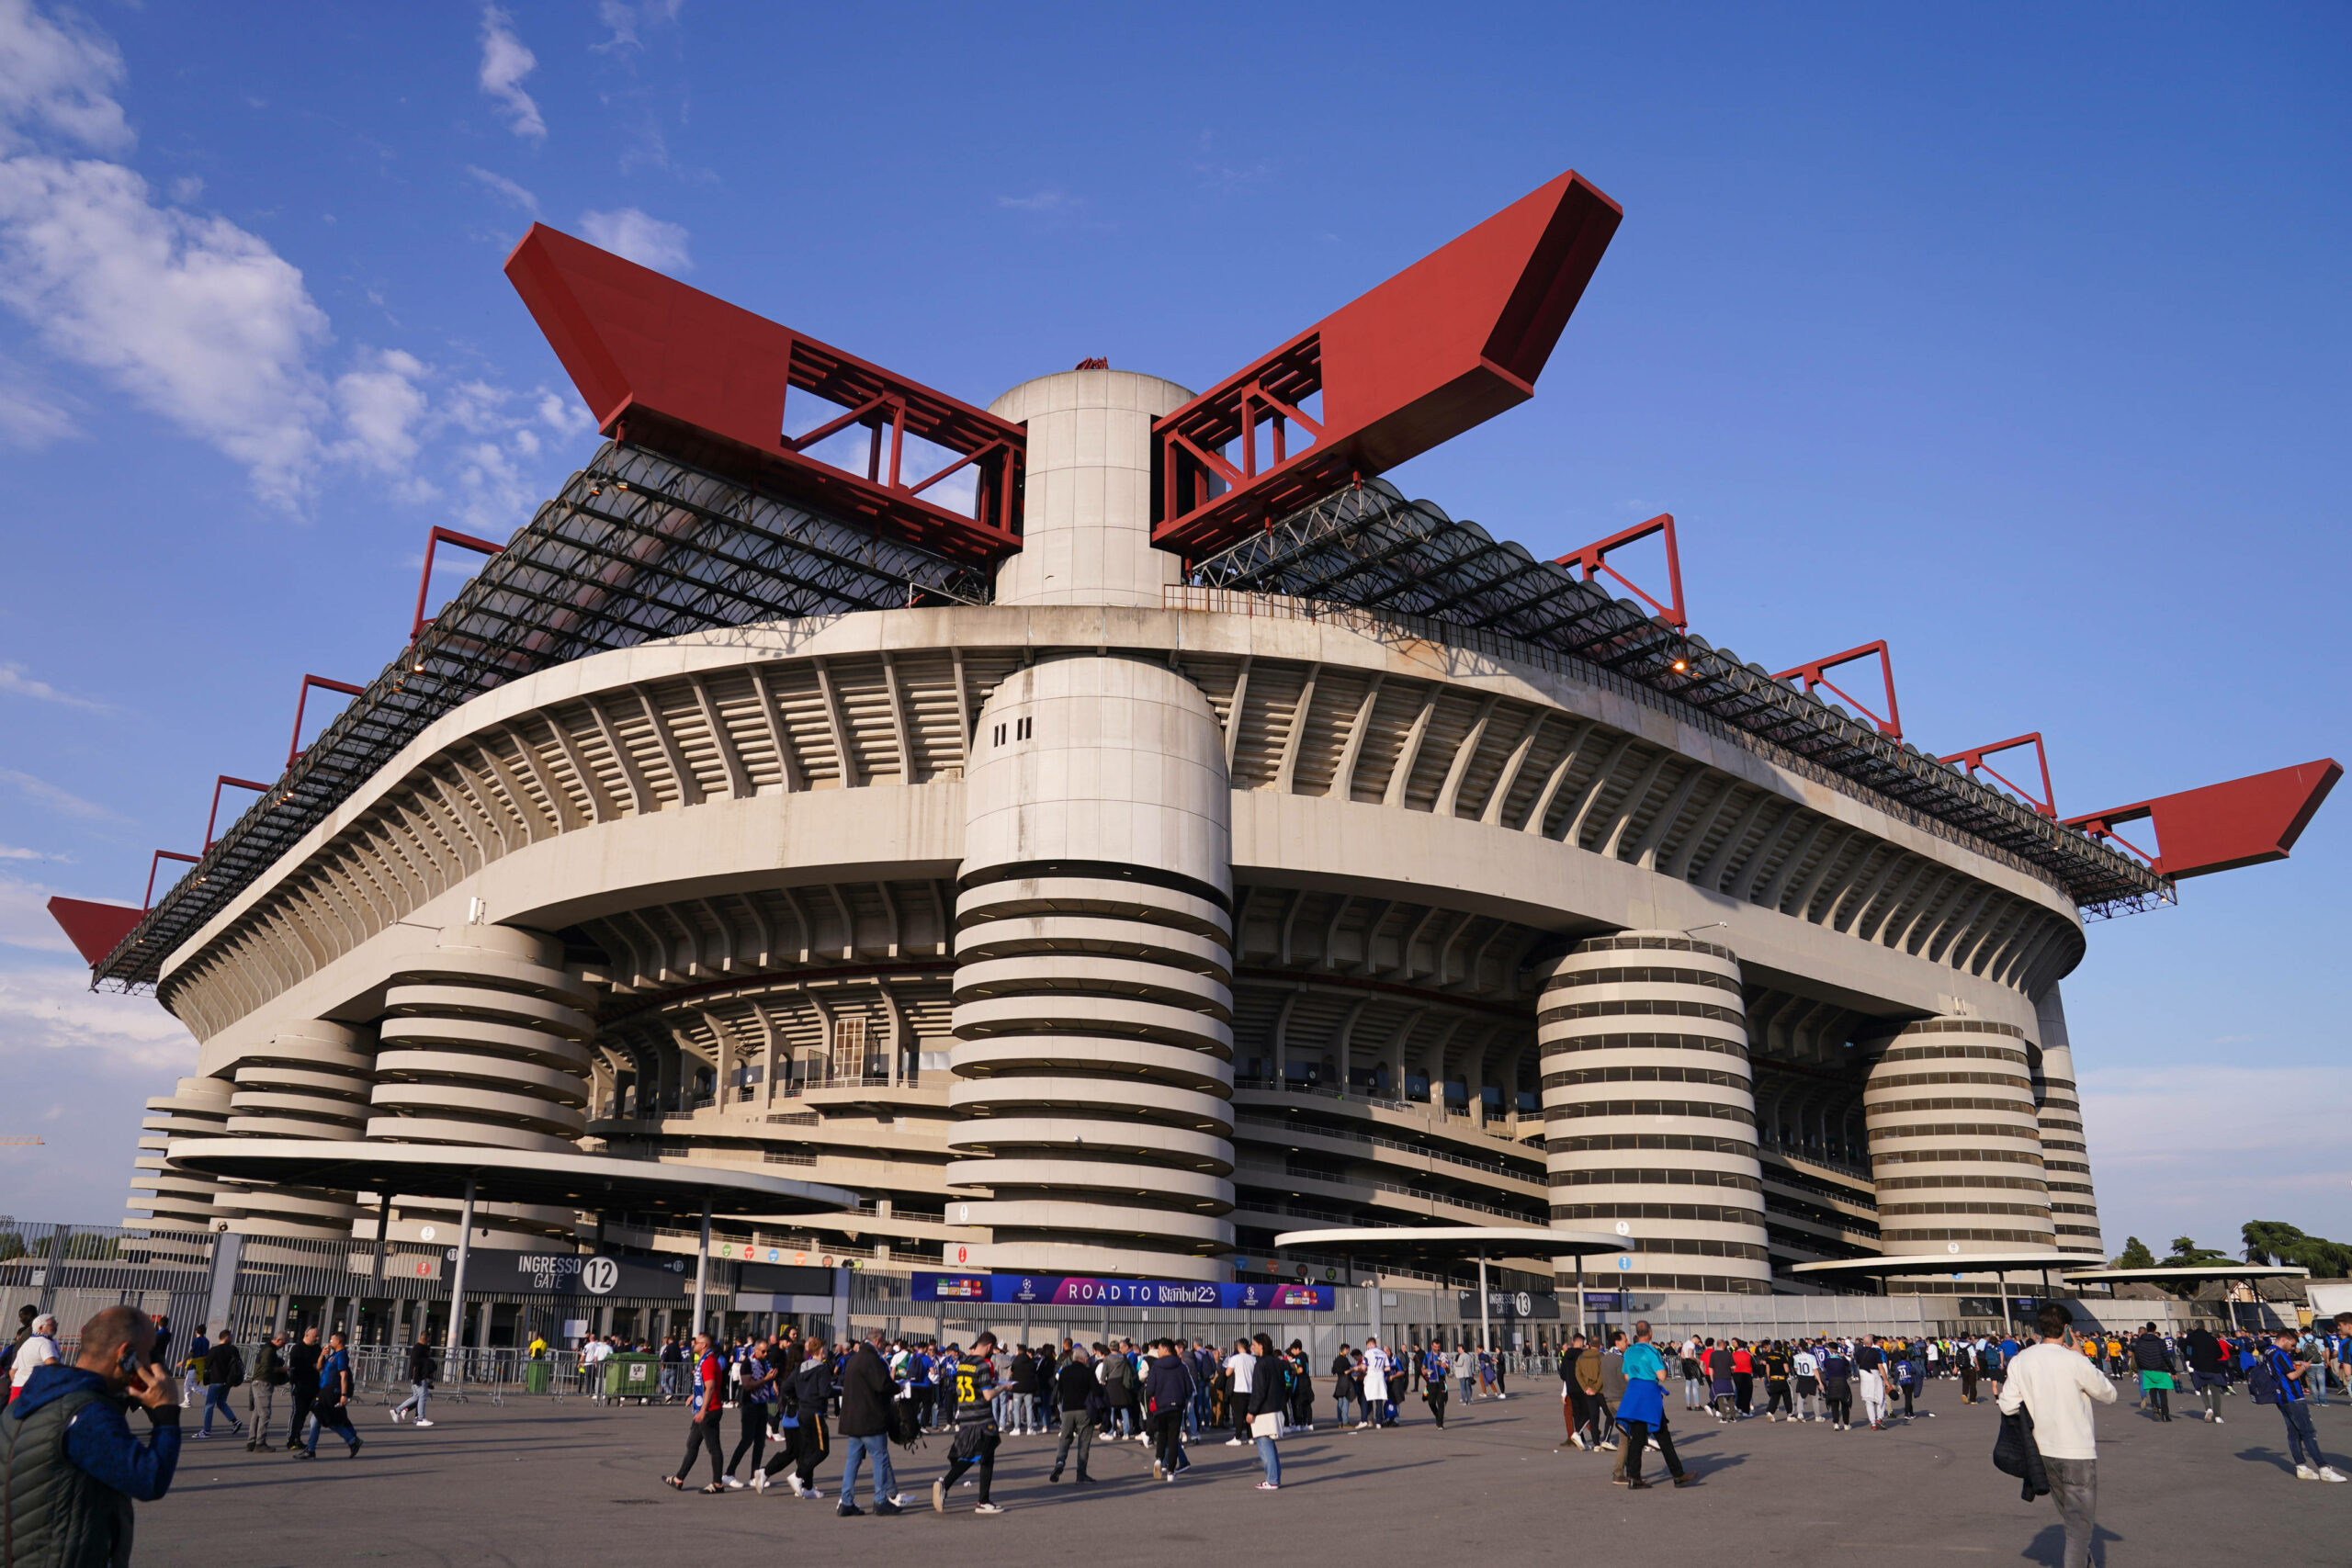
[{"xmin": 1246, "ymin": 1335, "xmax": 1288, "ymax": 1490}]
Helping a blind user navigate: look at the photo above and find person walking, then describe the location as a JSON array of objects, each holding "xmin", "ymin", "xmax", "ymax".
[
  {"xmin": 725, "ymin": 1337, "xmax": 776, "ymax": 1490},
  {"xmin": 1144, "ymin": 1340, "xmax": 1193, "ymax": 1482},
  {"xmin": 786, "ymin": 1334, "xmax": 834, "ymax": 1498},
  {"xmin": 2255, "ymin": 1325, "xmax": 2347, "ymax": 1482},
  {"xmin": 1959, "ymin": 1339, "xmax": 1980, "ymax": 1405},
  {"xmin": 1049, "ymin": 1344, "xmax": 1100, "ymax": 1483},
  {"xmin": 389, "ymin": 1332, "xmax": 435, "ymax": 1427},
  {"xmin": 245, "ymin": 1332, "xmax": 288, "ymax": 1450},
  {"xmin": 1362, "ymin": 1337, "xmax": 1394, "ymax": 1428},
  {"xmin": 196, "ymin": 1329, "xmax": 244, "ymax": 1438},
  {"xmin": 301, "ymin": 1333, "xmax": 362, "ymax": 1459},
  {"xmin": 1998, "ymin": 1305, "xmax": 2118, "ymax": 1568},
  {"xmin": 662, "ymin": 1332, "xmax": 727, "ymax": 1494},
  {"xmin": 932, "ymin": 1331, "xmax": 1006, "ymax": 1515},
  {"xmin": 1423, "ymin": 1344, "xmax": 1452, "ymax": 1430},
  {"xmin": 1243, "ymin": 1335, "xmax": 1287, "ymax": 1490},
  {"xmin": 1679, "ymin": 1339, "xmax": 1705, "ymax": 1411},
  {"xmin": 285, "ymin": 1327, "xmax": 321, "ymax": 1453},
  {"xmin": 1792, "ymin": 1342, "xmax": 1821, "ymax": 1423},
  {"xmin": 7, "ymin": 1314, "xmax": 62, "ymax": 1412},
  {"xmin": 1614, "ymin": 1321, "xmax": 1696, "ymax": 1490},
  {"xmin": 1285, "ymin": 1340, "xmax": 1315, "ymax": 1432},
  {"xmin": 1820, "ymin": 1343, "xmax": 1854, "ymax": 1430},
  {"xmin": 2131, "ymin": 1323, "xmax": 2177, "ymax": 1422},
  {"xmin": 1763, "ymin": 1343, "xmax": 1794, "ymax": 1421},
  {"xmin": 1555, "ymin": 1333, "xmax": 1587, "ymax": 1449},
  {"xmin": 0, "ymin": 1306, "xmax": 183, "ymax": 1563},
  {"xmin": 1856, "ymin": 1338, "xmax": 1890, "ymax": 1430},
  {"xmin": 832, "ymin": 1330, "xmax": 905, "ymax": 1515}
]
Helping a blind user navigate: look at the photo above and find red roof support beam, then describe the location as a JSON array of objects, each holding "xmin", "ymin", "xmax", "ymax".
[
  {"xmin": 413, "ymin": 525, "xmax": 506, "ymax": 638},
  {"xmin": 288, "ymin": 674, "xmax": 367, "ymax": 770},
  {"xmin": 1152, "ymin": 171, "xmax": 1623, "ymax": 557},
  {"xmin": 1556, "ymin": 513, "xmax": 1686, "ymax": 630},
  {"xmin": 1772, "ymin": 641, "xmax": 1904, "ymax": 741},
  {"xmin": 1939, "ymin": 734, "xmax": 2057, "ymax": 819},
  {"xmin": 204, "ymin": 775, "xmax": 273, "ymax": 852},
  {"xmin": 48, "ymin": 896, "xmax": 145, "ymax": 969},
  {"xmin": 505, "ymin": 224, "xmax": 1027, "ymax": 565},
  {"xmin": 2064, "ymin": 759, "xmax": 2341, "ymax": 880},
  {"xmin": 143, "ymin": 850, "xmax": 199, "ymax": 910}
]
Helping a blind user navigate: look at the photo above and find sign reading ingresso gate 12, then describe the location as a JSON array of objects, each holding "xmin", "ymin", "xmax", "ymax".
[{"xmin": 911, "ymin": 1274, "xmax": 1331, "ymax": 1311}]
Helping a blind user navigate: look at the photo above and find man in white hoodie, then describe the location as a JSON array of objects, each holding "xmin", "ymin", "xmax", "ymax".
[{"xmin": 1998, "ymin": 1304, "xmax": 2117, "ymax": 1568}]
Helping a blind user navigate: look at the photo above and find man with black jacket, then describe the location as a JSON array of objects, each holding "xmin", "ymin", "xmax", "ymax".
[
  {"xmin": 198, "ymin": 1329, "xmax": 244, "ymax": 1438},
  {"xmin": 2183, "ymin": 1325, "xmax": 2231, "ymax": 1425},
  {"xmin": 1144, "ymin": 1340, "xmax": 1193, "ymax": 1482},
  {"xmin": 2132, "ymin": 1325, "xmax": 2177, "ymax": 1421},
  {"xmin": 285, "ymin": 1327, "xmax": 321, "ymax": 1452},
  {"xmin": 834, "ymin": 1331, "xmax": 903, "ymax": 1517},
  {"xmin": 786, "ymin": 1335, "xmax": 834, "ymax": 1500},
  {"xmin": 1047, "ymin": 1344, "xmax": 1099, "ymax": 1483},
  {"xmin": 245, "ymin": 1333, "xmax": 289, "ymax": 1450},
  {"xmin": 932, "ymin": 1332, "xmax": 1005, "ymax": 1516}
]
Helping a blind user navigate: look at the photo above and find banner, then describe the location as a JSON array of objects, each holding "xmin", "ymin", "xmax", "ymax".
[
  {"xmin": 501, "ymin": 1252, "xmax": 691, "ymax": 1298},
  {"xmin": 910, "ymin": 1273, "xmax": 1331, "ymax": 1311},
  {"xmin": 1456, "ymin": 1289, "xmax": 1560, "ymax": 1321}
]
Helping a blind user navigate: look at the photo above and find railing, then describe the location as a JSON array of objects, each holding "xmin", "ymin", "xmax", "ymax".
[{"xmin": 1366, "ymin": 1180, "xmax": 1544, "ymax": 1224}]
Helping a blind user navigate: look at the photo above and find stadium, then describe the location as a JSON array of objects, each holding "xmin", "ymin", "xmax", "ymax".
[{"xmin": 49, "ymin": 170, "xmax": 2339, "ymax": 1325}]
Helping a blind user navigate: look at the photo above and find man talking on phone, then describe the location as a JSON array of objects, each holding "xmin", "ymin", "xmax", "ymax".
[{"xmin": 1, "ymin": 1304, "xmax": 185, "ymax": 1563}]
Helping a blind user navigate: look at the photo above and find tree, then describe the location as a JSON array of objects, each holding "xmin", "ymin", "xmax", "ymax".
[
  {"xmin": 2114, "ymin": 1236, "xmax": 2157, "ymax": 1269},
  {"xmin": 2244, "ymin": 1220, "xmax": 2352, "ymax": 1279},
  {"xmin": 2165, "ymin": 1235, "xmax": 2230, "ymax": 1265}
]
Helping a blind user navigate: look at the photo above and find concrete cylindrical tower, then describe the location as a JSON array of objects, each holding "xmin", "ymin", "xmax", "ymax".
[
  {"xmin": 365, "ymin": 924, "xmax": 595, "ymax": 1247},
  {"xmin": 2031, "ymin": 983, "xmax": 2103, "ymax": 1257},
  {"xmin": 1540, "ymin": 931, "xmax": 1772, "ymax": 1295},
  {"xmin": 1862, "ymin": 1018, "xmax": 2057, "ymax": 1257},
  {"xmin": 217, "ymin": 1021, "xmax": 376, "ymax": 1238},
  {"xmin": 947, "ymin": 654, "xmax": 1237, "ymax": 1280},
  {"xmin": 989, "ymin": 368, "xmax": 1192, "ymax": 608},
  {"xmin": 127, "ymin": 1075, "xmax": 233, "ymax": 1249}
]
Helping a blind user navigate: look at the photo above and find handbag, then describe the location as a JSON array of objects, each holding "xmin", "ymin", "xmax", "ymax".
[
  {"xmin": 1250, "ymin": 1411, "xmax": 1282, "ymax": 1440},
  {"xmin": 1992, "ymin": 1408, "xmax": 2049, "ymax": 1501}
]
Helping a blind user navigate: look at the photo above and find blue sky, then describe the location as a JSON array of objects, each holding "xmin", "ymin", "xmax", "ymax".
[{"xmin": 0, "ymin": 2, "xmax": 2343, "ymax": 1254}]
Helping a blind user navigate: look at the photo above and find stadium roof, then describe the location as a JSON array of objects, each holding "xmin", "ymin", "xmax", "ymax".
[{"xmin": 1188, "ymin": 478, "xmax": 2170, "ymax": 913}]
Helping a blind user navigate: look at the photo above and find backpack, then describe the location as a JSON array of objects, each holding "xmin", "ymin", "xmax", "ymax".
[
  {"xmin": 888, "ymin": 1396, "xmax": 925, "ymax": 1449},
  {"xmin": 2248, "ymin": 1353, "xmax": 2281, "ymax": 1405}
]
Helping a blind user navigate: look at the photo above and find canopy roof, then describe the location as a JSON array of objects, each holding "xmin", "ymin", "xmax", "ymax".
[
  {"xmin": 2060, "ymin": 1264, "xmax": 2310, "ymax": 1284},
  {"xmin": 1273, "ymin": 1225, "xmax": 1623, "ymax": 1259},
  {"xmin": 1791, "ymin": 1251, "xmax": 2105, "ymax": 1280},
  {"xmin": 166, "ymin": 1136, "xmax": 856, "ymax": 1217}
]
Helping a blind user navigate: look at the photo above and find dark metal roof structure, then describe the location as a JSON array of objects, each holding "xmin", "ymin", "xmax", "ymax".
[
  {"xmin": 94, "ymin": 441, "xmax": 989, "ymax": 990},
  {"xmin": 1187, "ymin": 479, "xmax": 2171, "ymax": 914}
]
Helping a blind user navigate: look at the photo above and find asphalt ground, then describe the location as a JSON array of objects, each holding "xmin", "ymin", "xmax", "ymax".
[{"xmin": 132, "ymin": 1378, "xmax": 2348, "ymax": 1567}]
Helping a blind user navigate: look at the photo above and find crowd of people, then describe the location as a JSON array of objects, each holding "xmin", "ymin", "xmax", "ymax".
[{"xmin": 3, "ymin": 1301, "xmax": 2347, "ymax": 1556}]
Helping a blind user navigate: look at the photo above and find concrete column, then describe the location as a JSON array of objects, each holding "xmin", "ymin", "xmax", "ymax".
[
  {"xmin": 1538, "ymin": 931, "xmax": 1771, "ymax": 1296},
  {"xmin": 217, "ymin": 1021, "xmax": 376, "ymax": 1240},
  {"xmin": 988, "ymin": 369, "xmax": 1192, "ymax": 609},
  {"xmin": 369, "ymin": 924, "xmax": 594, "ymax": 1247},
  {"xmin": 1861, "ymin": 1016, "xmax": 2057, "ymax": 1259},
  {"xmin": 947, "ymin": 654, "xmax": 1237, "ymax": 1280},
  {"xmin": 2032, "ymin": 984, "xmax": 2104, "ymax": 1259}
]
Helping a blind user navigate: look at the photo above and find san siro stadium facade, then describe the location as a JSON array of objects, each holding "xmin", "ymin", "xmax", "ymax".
[{"xmin": 60, "ymin": 171, "xmax": 2335, "ymax": 1316}]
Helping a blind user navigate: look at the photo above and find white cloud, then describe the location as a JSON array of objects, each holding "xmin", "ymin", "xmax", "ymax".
[
  {"xmin": 0, "ymin": 845, "xmax": 60, "ymax": 861},
  {"xmin": 0, "ymin": 0, "xmax": 131, "ymax": 154},
  {"xmin": 0, "ymin": 869, "xmax": 73, "ymax": 952},
  {"xmin": 0, "ymin": 355, "xmax": 77, "ymax": 447},
  {"xmin": 478, "ymin": 6, "xmax": 546, "ymax": 141},
  {"xmin": 464, "ymin": 164, "xmax": 537, "ymax": 216},
  {"xmin": 0, "ymin": 660, "xmax": 109, "ymax": 712},
  {"xmin": 997, "ymin": 188, "xmax": 1076, "ymax": 213},
  {"xmin": 579, "ymin": 207, "xmax": 689, "ymax": 274},
  {"xmin": 0, "ymin": 963, "xmax": 196, "ymax": 1070},
  {"xmin": 592, "ymin": 0, "xmax": 640, "ymax": 52},
  {"xmin": 0, "ymin": 154, "xmax": 332, "ymax": 505},
  {"xmin": 331, "ymin": 347, "xmax": 429, "ymax": 473},
  {"xmin": 453, "ymin": 436, "xmax": 534, "ymax": 531},
  {"xmin": 0, "ymin": 767, "xmax": 122, "ymax": 822},
  {"xmin": 537, "ymin": 388, "xmax": 593, "ymax": 435}
]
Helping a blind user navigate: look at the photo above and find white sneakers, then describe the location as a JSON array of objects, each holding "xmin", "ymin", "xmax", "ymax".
[
  {"xmin": 786, "ymin": 1474, "xmax": 806, "ymax": 1496},
  {"xmin": 2320, "ymin": 1466, "xmax": 2349, "ymax": 1483},
  {"xmin": 751, "ymin": 1472, "xmax": 769, "ymax": 1494},
  {"xmin": 2296, "ymin": 1465, "xmax": 2322, "ymax": 1481},
  {"xmin": 413, "ymin": 1418, "xmax": 434, "ymax": 1428},
  {"xmin": 722, "ymin": 1476, "xmax": 746, "ymax": 1491}
]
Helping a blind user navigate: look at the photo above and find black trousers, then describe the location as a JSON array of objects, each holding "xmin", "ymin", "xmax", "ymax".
[
  {"xmin": 675, "ymin": 1413, "xmax": 725, "ymax": 1484},
  {"xmin": 729, "ymin": 1402, "xmax": 768, "ymax": 1476},
  {"xmin": 1766, "ymin": 1380, "xmax": 1792, "ymax": 1416},
  {"xmin": 1426, "ymin": 1388, "xmax": 1448, "ymax": 1428},
  {"xmin": 1732, "ymin": 1372, "xmax": 1754, "ymax": 1413},
  {"xmin": 1826, "ymin": 1394, "xmax": 1852, "ymax": 1425},
  {"xmin": 794, "ymin": 1412, "xmax": 828, "ymax": 1485},
  {"xmin": 940, "ymin": 1429, "xmax": 1000, "ymax": 1505},
  {"xmin": 1148, "ymin": 1408, "xmax": 1184, "ymax": 1473},
  {"xmin": 1619, "ymin": 1416, "xmax": 1682, "ymax": 1483},
  {"xmin": 288, "ymin": 1382, "xmax": 316, "ymax": 1443}
]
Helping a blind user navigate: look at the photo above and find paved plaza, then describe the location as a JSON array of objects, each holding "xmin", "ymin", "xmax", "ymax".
[{"xmin": 133, "ymin": 1382, "xmax": 2346, "ymax": 1567}]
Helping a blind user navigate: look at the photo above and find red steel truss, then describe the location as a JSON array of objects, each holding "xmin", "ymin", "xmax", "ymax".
[
  {"xmin": 1772, "ymin": 641, "xmax": 1904, "ymax": 741},
  {"xmin": 288, "ymin": 674, "xmax": 366, "ymax": 769},
  {"xmin": 1939, "ymin": 733, "xmax": 2057, "ymax": 819},
  {"xmin": 2064, "ymin": 760, "xmax": 2341, "ymax": 879},
  {"xmin": 204, "ymin": 775, "xmax": 271, "ymax": 852},
  {"xmin": 1152, "ymin": 171, "xmax": 1623, "ymax": 557},
  {"xmin": 412, "ymin": 525, "xmax": 506, "ymax": 637},
  {"xmin": 1556, "ymin": 513, "xmax": 1686, "ymax": 629},
  {"xmin": 507, "ymin": 224, "xmax": 1025, "ymax": 564}
]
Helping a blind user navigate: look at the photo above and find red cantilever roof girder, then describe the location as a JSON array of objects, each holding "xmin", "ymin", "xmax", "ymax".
[
  {"xmin": 1939, "ymin": 733, "xmax": 2057, "ymax": 819},
  {"xmin": 1557, "ymin": 513, "xmax": 1686, "ymax": 630},
  {"xmin": 49, "ymin": 897, "xmax": 146, "ymax": 968},
  {"xmin": 1772, "ymin": 641, "xmax": 1904, "ymax": 742},
  {"xmin": 505, "ymin": 223, "xmax": 1027, "ymax": 565},
  {"xmin": 1152, "ymin": 171, "xmax": 1624, "ymax": 557},
  {"xmin": 2064, "ymin": 759, "xmax": 2340, "ymax": 880}
]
